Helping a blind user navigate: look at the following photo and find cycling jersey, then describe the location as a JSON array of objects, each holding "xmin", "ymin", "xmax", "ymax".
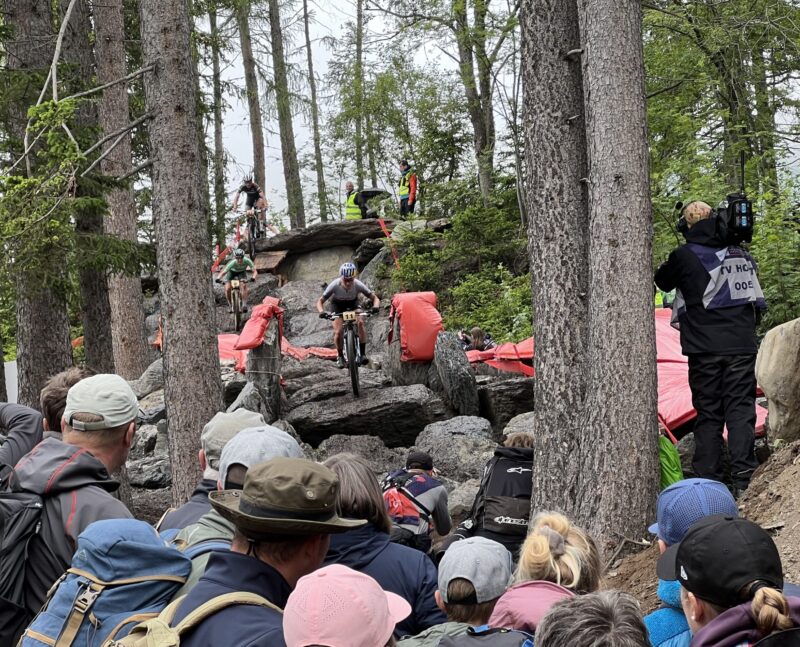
[
  {"xmin": 322, "ymin": 278, "xmax": 373, "ymax": 305},
  {"xmin": 222, "ymin": 257, "xmax": 255, "ymax": 278},
  {"xmin": 238, "ymin": 183, "xmax": 263, "ymax": 208}
]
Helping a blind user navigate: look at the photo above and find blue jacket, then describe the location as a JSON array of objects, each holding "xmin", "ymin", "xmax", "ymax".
[
  {"xmin": 158, "ymin": 478, "xmax": 217, "ymax": 531},
  {"xmin": 172, "ymin": 550, "xmax": 290, "ymax": 647},
  {"xmin": 325, "ymin": 522, "xmax": 446, "ymax": 637},
  {"xmin": 644, "ymin": 579, "xmax": 691, "ymax": 647}
]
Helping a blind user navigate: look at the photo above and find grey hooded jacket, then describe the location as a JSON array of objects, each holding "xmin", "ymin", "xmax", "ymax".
[{"xmin": 10, "ymin": 437, "xmax": 132, "ymax": 615}]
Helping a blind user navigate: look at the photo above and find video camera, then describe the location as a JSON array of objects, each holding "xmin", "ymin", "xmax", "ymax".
[{"xmin": 675, "ymin": 153, "xmax": 755, "ymax": 245}]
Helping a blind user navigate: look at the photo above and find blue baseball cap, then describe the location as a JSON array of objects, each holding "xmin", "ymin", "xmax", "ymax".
[{"xmin": 649, "ymin": 478, "xmax": 738, "ymax": 546}]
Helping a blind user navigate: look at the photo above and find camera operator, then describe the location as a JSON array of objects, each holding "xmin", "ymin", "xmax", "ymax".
[{"xmin": 655, "ymin": 201, "xmax": 767, "ymax": 498}]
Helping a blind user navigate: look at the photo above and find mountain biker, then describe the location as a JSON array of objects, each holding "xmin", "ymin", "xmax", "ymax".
[
  {"xmin": 216, "ymin": 248, "xmax": 258, "ymax": 313},
  {"xmin": 231, "ymin": 174, "xmax": 267, "ymax": 213},
  {"xmin": 315, "ymin": 262, "xmax": 380, "ymax": 368}
]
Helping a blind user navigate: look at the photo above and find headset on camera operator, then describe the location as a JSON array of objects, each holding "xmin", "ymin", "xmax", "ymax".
[{"xmin": 654, "ymin": 189, "xmax": 766, "ymax": 498}]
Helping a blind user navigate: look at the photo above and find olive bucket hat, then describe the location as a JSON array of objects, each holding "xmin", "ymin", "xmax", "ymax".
[{"xmin": 209, "ymin": 457, "xmax": 366, "ymax": 538}]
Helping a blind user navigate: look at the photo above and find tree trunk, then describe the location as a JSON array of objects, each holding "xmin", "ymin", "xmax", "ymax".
[
  {"xmin": 139, "ymin": 0, "xmax": 224, "ymax": 504},
  {"xmin": 267, "ymin": 0, "xmax": 306, "ymax": 229},
  {"xmin": 753, "ymin": 48, "xmax": 778, "ymax": 198},
  {"xmin": 354, "ymin": 0, "xmax": 365, "ymax": 189},
  {"xmin": 61, "ymin": 0, "xmax": 116, "ymax": 374},
  {"xmin": 302, "ymin": 0, "xmax": 328, "ymax": 222},
  {"xmin": 4, "ymin": 0, "xmax": 74, "ymax": 409},
  {"xmin": 366, "ymin": 112, "xmax": 379, "ymax": 188},
  {"xmin": 209, "ymin": 7, "xmax": 228, "ymax": 247},
  {"xmin": 237, "ymin": 1, "xmax": 266, "ymax": 190},
  {"xmin": 453, "ymin": 1, "xmax": 494, "ymax": 201},
  {"xmin": 576, "ymin": 0, "xmax": 659, "ymax": 544},
  {"xmin": 95, "ymin": 0, "xmax": 152, "ymax": 380},
  {"xmin": 521, "ymin": 0, "xmax": 590, "ymax": 517}
]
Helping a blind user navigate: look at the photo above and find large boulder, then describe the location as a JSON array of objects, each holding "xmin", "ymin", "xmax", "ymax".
[
  {"xmin": 478, "ymin": 377, "xmax": 535, "ymax": 438},
  {"xmin": 414, "ymin": 416, "xmax": 495, "ymax": 481},
  {"xmin": 430, "ymin": 332, "xmax": 479, "ymax": 416},
  {"xmin": 282, "ymin": 357, "xmax": 342, "ymax": 395},
  {"xmin": 281, "ymin": 246, "xmax": 355, "ymax": 283},
  {"xmin": 138, "ymin": 389, "xmax": 165, "ymax": 425},
  {"xmin": 353, "ymin": 238, "xmax": 384, "ymax": 268},
  {"xmin": 129, "ymin": 424, "xmax": 159, "ymax": 460},
  {"xmin": 129, "ymin": 358, "xmax": 163, "ymax": 398},
  {"xmin": 384, "ymin": 316, "xmax": 431, "ymax": 387},
  {"xmin": 314, "ymin": 435, "xmax": 407, "ymax": 475},
  {"xmin": 212, "ymin": 272, "xmax": 279, "ymax": 306},
  {"xmin": 255, "ymin": 219, "xmax": 395, "ymax": 255},
  {"xmin": 287, "ymin": 370, "xmax": 391, "ymax": 411},
  {"xmin": 127, "ymin": 455, "xmax": 171, "ymax": 489},
  {"xmin": 287, "ymin": 384, "xmax": 448, "ymax": 447},
  {"xmin": 359, "ymin": 247, "xmax": 393, "ymax": 299},
  {"xmin": 448, "ymin": 479, "xmax": 481, "ymax": 526},
  {"xmin": 278, "ymin": 280, "xmax": 331, "ymax": 348},
  {"xmin": 503, "ymin": 411, "xmax": 535, "ymax": 437},
  {"xmin": 756, "ymin": 317, "xmax": 800, "ymax": 442}
]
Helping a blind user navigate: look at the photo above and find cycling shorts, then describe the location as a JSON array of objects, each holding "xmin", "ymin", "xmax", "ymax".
[
  {"xmin": 330, "ymin": 299, "xmax": 359, "ymax": 314},
  {"xmin": 225, "ymin": 270, "xmax": 248, "ymax": 283}
]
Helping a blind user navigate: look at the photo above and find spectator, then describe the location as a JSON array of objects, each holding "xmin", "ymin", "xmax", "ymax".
[
  {"xmin": 284, "ymin": 564, "xmax": 411, "ymax": 647},
  {"xmin": 657, "ymin": 515, "xmax": 800, "ymax": 646},
  {"xmin": 644, "ymin": 478, "xmax": 740, "ymax": 647},
  {"xmin": 172, "ymin": 425, "xmax": 305, "ymax": 596},
  {"xmin": 487, "ymin": 511, "xmax": 602, "ymax": 633},
  {"xmin": 344, "ymin": 181, "xmax": 368, "ymax": 220},
  {"xmin": 0, "ymin": 367, "xmax": 93, "ymax": 469},
  {"xmin": 458, "ymin": 327, "xmax": 497, "ymax": 352},
  {"xmin": 384, "ymin": 450, "xmax": 451, "ymax": 554},
  {"xmin": 536, "ymin": 590, "xmax": 650, "ymax": 647},
  {"xmin": 655, "ymin": 200, "xmax": 766, "ymax": 497},
  {"xmin": 449, "ymin": 432, "xmax": 533, "ymax": 557},
  {"xmin": 169, "ymin": 458, "xmax": 366, "ymax": 647},
  {"xmin": 158, "ymin": 408, "xmax": 265, "ymax": 531},
  {"xmin": 10, "ymin": 374, "xmax": 136, "ymax": 617},
  {"xmin": 400, "ymin": 536, "xmax": 514, "ymax": 646},
  {"xmin": 323, "ymin": 453, "xmax": 446, "ymax": 637},
  {"xmin": 398, "ymin": 159, "xmax": 418, "ymax": 218}
]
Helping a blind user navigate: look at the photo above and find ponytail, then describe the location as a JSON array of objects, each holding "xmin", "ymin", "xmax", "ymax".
[{"xmin": 751, "ymin": 586, "xmax": 794, "ymax": 636}]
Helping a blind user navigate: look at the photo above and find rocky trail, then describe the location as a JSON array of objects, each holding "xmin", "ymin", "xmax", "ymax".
[{"xmin": 129, "ymin": 220, "xmax": 534, "ymax": 522}]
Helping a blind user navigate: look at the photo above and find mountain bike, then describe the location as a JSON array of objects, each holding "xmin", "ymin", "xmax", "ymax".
[
  {"xmin": 216, "ymin": 276, "xmax": 254, "ymax": 331},
  {"xmin": 324, "ymin": 310, "xmax": 372, "ymax": 397},
  {"xmin": 245, "ymin": 208, "xmax": 266, "ymax": 260}
]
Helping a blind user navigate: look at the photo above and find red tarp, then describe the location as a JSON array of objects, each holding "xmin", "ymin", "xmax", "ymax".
[
  {"xmin": 466, "ymin": 308, "xmax": 766, "ymax": 436},
  {"xmin": 388, "ymin": 292, "xmax": 443, "ymax": 362}
]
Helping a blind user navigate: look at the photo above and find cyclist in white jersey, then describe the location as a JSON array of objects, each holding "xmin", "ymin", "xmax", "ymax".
[{"xmin": 316, "ymin": 262, "xmax": 380, "ymax": 368}]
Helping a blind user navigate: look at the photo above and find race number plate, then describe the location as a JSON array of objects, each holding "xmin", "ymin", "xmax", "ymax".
[
  {"xmin": 230, "ymin": 280, "xmax": 240, "ymax": 288},
  {"xmin": 342, "ymin": 311, "xmax": 358, "ymax": 322}
]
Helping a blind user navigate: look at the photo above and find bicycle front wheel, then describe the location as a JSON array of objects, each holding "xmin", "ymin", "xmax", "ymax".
[
  {"xmin": 346, "ymin": 327, "xmax": 360, "ymax": 397},
  {"xmin": 232, "ymin": 289, "xmax": 242, "ymax": 331}
]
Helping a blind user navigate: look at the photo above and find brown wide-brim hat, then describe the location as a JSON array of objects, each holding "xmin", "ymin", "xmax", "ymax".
[{"xmin": 209, "ymin": 457, "xmax": 366, "ymax": 538}]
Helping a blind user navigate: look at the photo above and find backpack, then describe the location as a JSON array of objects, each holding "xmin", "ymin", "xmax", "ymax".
[
  {"xmin": 106, "ymin": 591, "xmax": 282, "ymax": 647},
  {"xmin": 382, "ymin": 471, "xmax": 432, "ymax": 528},
  {"xmin": 0, "ymin": 480, "xmax": 48, "ymax": 646},
  {"xmin": 469, "ymin": 451, "xmax": 532, "ymax": 538},
  {"xmin": 21, "ymin": 519, "xmax": 193, "ymax": 647},
  {"xmin": 439, "ymin": 625, "xmax": 534, "ymax": 647}
]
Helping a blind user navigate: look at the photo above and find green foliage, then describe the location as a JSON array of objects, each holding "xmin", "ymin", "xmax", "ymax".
[
  {"xmin": 388, "ymin": 175, "xmax": 529, "ymax": 341},
  {"xmin": 444, "ymin": 265, "xmax": 532, "ymax": 343}
]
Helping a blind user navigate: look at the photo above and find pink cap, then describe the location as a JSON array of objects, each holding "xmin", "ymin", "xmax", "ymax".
[{"xmin": 283, "ymin": 564, "xmax": 412, "ymax": 647}]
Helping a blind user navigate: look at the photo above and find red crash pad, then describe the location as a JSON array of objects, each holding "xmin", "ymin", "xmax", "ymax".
[{"xmin": 388, "ymin": 292, "xmax": 444, "ymax": 362}]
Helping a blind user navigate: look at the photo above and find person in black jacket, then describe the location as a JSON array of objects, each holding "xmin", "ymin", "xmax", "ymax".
[
  {"xmin": 446, "ymin": 432, "xmax": 533, "ymax": 559},
  {"xmin": 654, "ymin": 201, "xmax": 767, "ymax": 496}
]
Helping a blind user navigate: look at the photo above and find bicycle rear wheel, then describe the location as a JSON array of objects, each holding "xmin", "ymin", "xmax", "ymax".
[
  {"xmin": 346, "ymin": 327, "xmax": 360, "ymax": 397},
  {"xmin": 232, "ymin": 289, "xmax": 242, "ymax": 331}
]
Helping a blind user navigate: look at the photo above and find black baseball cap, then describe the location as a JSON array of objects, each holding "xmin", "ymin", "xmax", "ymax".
[
  {"xmin": 657, "ymin": 514, "xmax": 783, "ymax": 609},
  {"xmin": 406, "ymin": 450, "xmax": 433, "ymax": 471}
]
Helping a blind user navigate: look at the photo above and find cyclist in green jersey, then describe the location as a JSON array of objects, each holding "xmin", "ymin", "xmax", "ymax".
[{"xmin": 216, "ymin": 248, "xmax": 258, "ymax": 312}]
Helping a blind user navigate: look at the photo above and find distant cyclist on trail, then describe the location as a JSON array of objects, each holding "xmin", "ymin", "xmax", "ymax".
[
  {"xmin": 231, "ymin": 174, "xmax": 267, "ymax": 213},
  {"xmin": 216, "ymin": 248, "xmax": 258, "ymax": 313},
  {"xmin": 316, "ymin": 262, "xmax": 380, "ymax": 368}
]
